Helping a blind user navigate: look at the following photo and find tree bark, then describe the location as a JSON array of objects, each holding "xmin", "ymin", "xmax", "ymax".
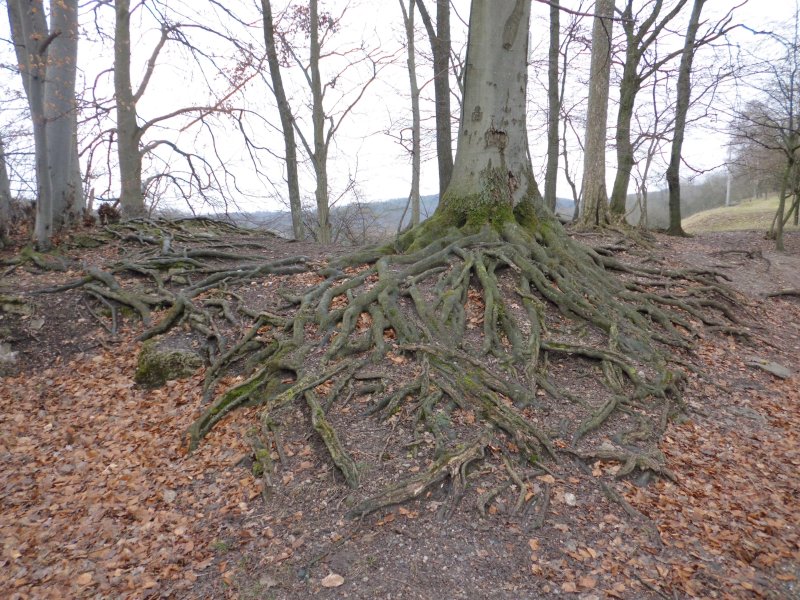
[
  {"xmin": 309, "ymin": 0, "xmax": 331, "ymax": 244},
  {"xmin": 416, "ymin": 0, "xmax": 453, "ymax": 199},
  {"xmin": 261, "ymin": 0, "xmax": 304, "ymax": 240},
  {"xmin": 46, "ymin": 0, "xmax": 82, "ymax": 228},
  {"xmin": 400, "ymin": 0, "xmax": 421, "ymax": 227},
  {"xmin": 666, "ymin": 0, "xmax": 705, "ymax": 236},
  {"xmin": 114, "ymin": 0, "xmax": 145, "ymax": 218},
  {"xmin": 436, "ymin": 0, "xmax": 542, "ymax": 225},
  {"xmin": 0, "ymin": 136, "xmax": 12, "ymax": 246},
  {"xmin": 11, "ymin": 0, "xmax": 53, "ymax": 249},
  {"xmin": 544, "ymin": 0, "xmax": 560, "ymax": 213},
  {"xmin": 578, "ymin": 0, "xmax": 614, "ymax": 229}
]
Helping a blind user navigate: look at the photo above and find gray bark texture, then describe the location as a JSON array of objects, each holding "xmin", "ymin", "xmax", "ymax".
[
  {"xmin": 11, "ymin": 0, "xmax": 53, "ymax": 249},
  {"xmin": 416, "ymin": 0, "xmax": 453, "ymax": 199},
  {"xmin": 578, "ymin": 0, "xmax": 614, "ymax": 228},
  {"xmin": 114, "ymin": 0, "xmax": 145, "ymax": 217},
  {"xmin": 261, "ymin": 0, "xmax": 304, "ymax": 240},
  {"xmin": 666, "ymin": 0, "xmax": 705, "ymax": 236},
  {"xmin": 0, "ymin": 136, "xmax": 12, "ymax": 245},
  {"xmin": 400, "ymin": 0, "xmax": 421, "ymax": 227},
  {"xmin": 46, "ymin": 0, "xmax": 82, "ymax": 228},
  {"xmin": 544, "ymin": 0, "xmax": 560, "ymax": 213},
  {"xmin": 308, "ymin": 0, "xmax": 331, "ymax": 244},
  {"xmin": 440, "ymin": 0, "xmax": 540, "ymax": 212},
  {"xmin": 610, "ymin": 0, "xmax": 688, "ymax": 218}
]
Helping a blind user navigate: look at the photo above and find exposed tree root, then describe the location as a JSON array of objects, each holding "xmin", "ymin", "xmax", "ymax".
[{"xmin": 43, "ymin": 216, "xmax": 746, "ymax": 526}]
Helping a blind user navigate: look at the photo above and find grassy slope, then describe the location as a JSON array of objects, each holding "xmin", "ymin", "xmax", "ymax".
[{"xmin": 683, "ymin": 195, "xmax": 800, "ymax": 233}]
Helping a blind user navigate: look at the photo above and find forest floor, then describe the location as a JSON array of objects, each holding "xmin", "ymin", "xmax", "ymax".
[{"xmin": 0, "ymin": 225, "xmax": 798, "ymax": 600}]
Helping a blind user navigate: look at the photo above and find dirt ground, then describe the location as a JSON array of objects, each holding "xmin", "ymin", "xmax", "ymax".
[{"xmin": 0, "ymin": 225, "xmax": 798, "ymax": 600}]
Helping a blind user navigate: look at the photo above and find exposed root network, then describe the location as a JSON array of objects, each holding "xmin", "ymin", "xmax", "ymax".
[{"xmin": 32, "ymin": 216, "xmax": 746, "ymax": 527}]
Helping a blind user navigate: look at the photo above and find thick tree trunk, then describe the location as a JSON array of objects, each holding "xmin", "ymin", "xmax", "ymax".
[
  {"xmin": 400, "ymin": 0, "xmax": 422, "ymax": 227},
  {"xmin": 261, "ymin": 0, "xmax": 304, "ymax": 240},
  {"xmin": 544, "ymin": 0, "xmax": 560, "ymax": 213},
  {"xmin": 437, "ymin": 0, "xmax": 541, "ymax": 226},
  {"xmin": 114, "ymin": 0, "xmax": 145, "ymax": 218},
  {"xmin": 578, "ymin": 0, "xmax": 614, "ymax": 228},
  {"xmin": 609, "ymin": 70, "xmax": 639, "ymax": 218},
  {"xmin": 46, "ymin": 0, "xmax": 82, "ymax": 229},
  {"xmin": 416, "ymin": 0, "xmax": 453, "ymax": 199},
  {"xmin": 309, "ymin": 0, "xmax": 331, "ymax": 244},
  {"xmin": 12, "ymin": 0, "xmax": 53, "ymax": 249},
  {"xmin": 666, "ymin": 0, "xmax": 705, "ymax": 236}
]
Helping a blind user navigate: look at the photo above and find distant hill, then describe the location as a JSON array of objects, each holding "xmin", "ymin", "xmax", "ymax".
[{"xmin": 230, "ymin": 194, "xmax": 575, "ymax": 240}]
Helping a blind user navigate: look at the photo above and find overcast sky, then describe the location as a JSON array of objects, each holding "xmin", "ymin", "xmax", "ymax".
[{"xmin": 0, "ymin": 0, "xmax": 795, "ymax": 213}]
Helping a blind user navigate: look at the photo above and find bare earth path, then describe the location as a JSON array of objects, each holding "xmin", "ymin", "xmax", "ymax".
[{"xmin": 1, "ymin": 228, "xmax": 797, "ymax": 599}]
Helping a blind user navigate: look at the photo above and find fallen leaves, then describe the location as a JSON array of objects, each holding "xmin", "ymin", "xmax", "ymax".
[{"xmin": 320, "ymin": 572, "xmax": 345, "ymax": 587}]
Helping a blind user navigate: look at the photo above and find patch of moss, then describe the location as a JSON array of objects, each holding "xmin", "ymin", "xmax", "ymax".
[{"xmin": 134, "ymin": 339, "xmax": 203, "ymax": 387}]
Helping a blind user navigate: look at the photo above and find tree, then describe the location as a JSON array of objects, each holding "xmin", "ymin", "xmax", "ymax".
[
  {"xmin": 274, "ymin": 1, "xmax": 386, "ymax": 244},
  {"xmin": 665, "ymin": 0, "xmax": 705, "ymax": 236},
  {"xmin": 578, "ymin": 0, "xmax": 614, "ymax": 228},
  {"xmin": 179, "ymin": 0, "xmax": 735, "ymax": 521},
  {"xmin": 7, "ymin": 0, "xmax": 81, "ymax": 249},
  {"xmin": 416, "ymin": 0, "xmax": 453, "ymax": 199},
  {"xmin": 0, "ymin": 135, "xmax": 12, "ymax": 246},
  {"xmin": 399, "ymin": 0, "xmax": 422, "ymax": 228},
  {"xmin": 608, "ymin": 0, "xmax": 689, "ymax": 219},
  {"xmin": 543, "ymin": 0, "xmax": 560, "ymax": 213},
  {"xmin": 261, "ymin": 0, "xmax": 304, "ymax": 240}
]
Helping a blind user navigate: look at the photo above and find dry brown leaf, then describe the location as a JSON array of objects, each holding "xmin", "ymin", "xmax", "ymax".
[{"xmin": 321, "ymin": 573, "xmax": 345, "ymax": 588}]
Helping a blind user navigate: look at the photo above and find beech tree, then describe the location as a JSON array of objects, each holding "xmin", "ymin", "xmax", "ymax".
[
  {"xmin": 0, "ymin": 136, "xmax": 11, "ymax": 246},
  {"xmin": 415, "ymin": 0, "xmax": 453, "ymax": 198},
  {"xmin": 179, "ymin": 0, "xmax": 736, "ymax": 520},
  {"xmin": 7, "ymin": 0, "xmax": 82, "ymax": 248},
  {"xmin": 578, "ymin": 0, "xmax": 614, "ymax": 228},
  {"xmin": 399, "ymin": 0, "xmax": 422, "ymax": 228},
  {"xmin": 261, "ymin": 0, "xmax": 304, "ymax": 240}
]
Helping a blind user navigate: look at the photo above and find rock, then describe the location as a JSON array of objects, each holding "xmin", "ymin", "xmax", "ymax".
[
  {"xmin": 134, "ymin": 338, "xmax": 203, "ymax": 387},
  {"xmin": 0, "ymin": 342, "xmax": 18, "ymax": 365},
  {"xmin": 745, "ymin": 356, "xmax": 793, "ymax": 380}
]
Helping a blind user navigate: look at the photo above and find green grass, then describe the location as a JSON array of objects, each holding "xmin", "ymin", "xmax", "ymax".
[{"xmin": 683, "ymin": 195, "xmax": 800, "ymax": 233}]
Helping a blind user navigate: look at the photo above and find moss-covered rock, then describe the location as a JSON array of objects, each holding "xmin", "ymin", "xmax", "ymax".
[{"xmin": 135, "ymin": 338, "xmax": 203, "ymax": 387}]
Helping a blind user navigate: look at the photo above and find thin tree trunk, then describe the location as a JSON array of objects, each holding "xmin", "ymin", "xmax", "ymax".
[
  {"xmin": 544, "ymin": 0, "xmax": 560, "ymax": 213},
  {"xmin": 114, "ymin": 0, "xmax": 145, "ymax": 217},
  {"xmin": 400, "ymin": 0, "xmax": 421, "ymax": 227},
  {"xmin": 416, "ymin": 0, "xmax": 453, "ymax": 199},
  {"xmin": 262, "ymin": 0, "xmax": 304, "ymax": 240},
  {"xmin": 666, "ymin": 0, "xmax": 705, "ymax": 236},
  {"xmin": 578, "ymin": 0, "xmax": 614, "ymax": 229},
  {"xmin": 309, "ymin": 0, "xmax": 331, "ymax": 244},
  {"xmin": 0, "ymin": 136, "xmax": 12, "ymax": 245},
  {"xmin": 46, "ymin": 0, "xmax": 81, "ymax": 229}
]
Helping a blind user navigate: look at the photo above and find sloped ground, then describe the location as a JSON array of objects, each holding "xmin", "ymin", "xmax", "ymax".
[
  {"xmin": 683, "ymin": 196, "xmax": 800, "ymax": 234},
  {"xmin": 0, "ymin": 226, "xmax": 798, "ymax": 599}
]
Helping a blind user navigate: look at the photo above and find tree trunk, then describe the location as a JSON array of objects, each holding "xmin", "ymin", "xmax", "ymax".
[
  {"xmin": 12, "ymin": 0, "xmax": 53, "ymax": 249},
  {"xmin": 543, "ymin": 0, "xmax": 560, "ymax": 213},
  {"xmin": 416, "ymin": 0, "xmax": 453, "ymax": 199},
  {"xmin": 666, "ymin": 0, "xmax": 705, "ymax": 236},
  {"xmin": 46, "ymin": 0, "xmax": 82, "ymax": 229},
  {"xmin": 0, "ymin": 136, "xmax": 12, "ymax": 246},
  {"xmin": 261, "ymin": 0, "xmax": 304, "ymax": 241},
  {"xmin": 578, "ymin": 0, "xmax": 614, "ymax": 229},
  {"xmin": 400, "ymin": 0, "xmax": 421, "ymax": 228},
  {"xmin": 309, "ymin": 0, "xmax": 331, "ymax": 244},
  {"xmin": 114, "ymin": 0, "xmax": 145, "ymax": 218},
  {"xmin": 435, "ymin": 0, "xmax": 541, "ymax": 226},
  {"xmin": 609, "ymin": 70, "xmax": 639, "ymax": 218}
]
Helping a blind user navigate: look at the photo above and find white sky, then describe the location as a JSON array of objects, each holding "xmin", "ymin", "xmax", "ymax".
[{"xmin": 0, "ymin": 0, "xmax": 794, "ymax": 213}]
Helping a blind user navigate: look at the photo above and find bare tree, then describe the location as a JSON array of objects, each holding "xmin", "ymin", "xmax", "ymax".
[
  {"xmin": 399, "ymin": 0, "xmax": 421, "ymax": 229},
  {"xmin": 543, "ymin": 0, "xmax": 560, "ymax": 213},
  {"xmin": 665, "ymin": 0, "xmax": 705, "ymax": 236},
  {"xmin": 416, "ymin": 0, "xmax": 453, "ymax": 198},
  {"xmin": 578, "ymin": 0, "xmax": 614, "ymax": 228},
  {"xmin": 0, "ymin": 135, "xmax": 12, "ymax": 246},
  {"xmin": 261, "ymin": 0, "xmax": 304, "ymax": 240}
]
